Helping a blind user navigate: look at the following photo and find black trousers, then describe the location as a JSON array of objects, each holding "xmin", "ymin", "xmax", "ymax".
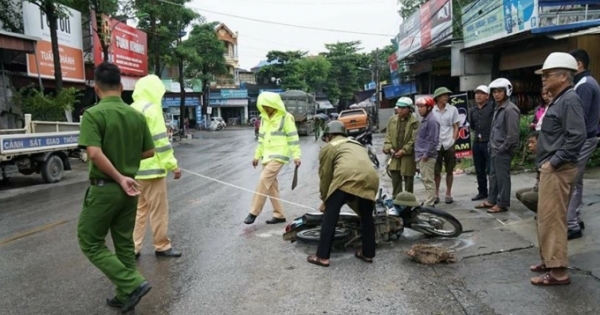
[
  {"xmin": 316, "ymin": 189, "xmax": 376, "ymax": 260},
  {"xmin": 472, "ymin": 141, "xmax": 490, "ymax": 195}
]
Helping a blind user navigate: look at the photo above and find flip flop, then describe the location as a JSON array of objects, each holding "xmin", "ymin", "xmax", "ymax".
[
  {"xmin": 487, "ymin": 205, "xmax": 508, "ymax": 213},
  {"xmin": 355, "ymin": 250, "xmax": 373, "ymax": 263},
  {"xmin": 531, "ymin": 272, "xmax": 571, "ymax": 286},
  {"xmin": 307, "ymin": 255, "xmax": 330, "ymax": 267},
  {"xmin": 530, "ymin": 263, "xmax": 549, "ymax": 272},
  {"xmin": 475, "ymin": 201, "xmax": 494, "ymax": 209}
]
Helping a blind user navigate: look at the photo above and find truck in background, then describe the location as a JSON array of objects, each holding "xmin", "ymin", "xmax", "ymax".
[
  {"xmin": 0, "ymin": 114, "xmax": 83, "ymax": 183},
  {"xmin": 280, "ymin": 90, "xmax": 316, "ymax": 136}
]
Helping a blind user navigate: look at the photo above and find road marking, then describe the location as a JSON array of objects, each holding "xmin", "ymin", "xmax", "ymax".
[{"xmin": 0, "ymin": 219, "xmax": 69, "ymax": 247}]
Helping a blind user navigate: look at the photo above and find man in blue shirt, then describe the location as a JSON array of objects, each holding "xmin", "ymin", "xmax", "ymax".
[{"xmin": 566, "ymin": 49, "xmax": 600, "ymax": 240}]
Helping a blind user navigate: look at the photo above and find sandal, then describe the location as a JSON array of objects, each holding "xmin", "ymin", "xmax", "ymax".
[
  {"xmin": 487, "ymin": 205, "xmax": 508, "ymax": 213},
  {"xmin": 475, "ymin": 201, "xmax": 495, "ymax": 209},
  {"xmin": 307, "ymin": 255, "xmax": 330, "ymax": 267},
  {"xmin": 530, "ymin": 263, "xmax": 549, "ymax": 272},
  {"xmin": 531, "ymin": 272, "xmax": 571, "ymax": 286},
  {"xmin": 354, "ymin": 250, "xmax": 373, "ymax": 263}
]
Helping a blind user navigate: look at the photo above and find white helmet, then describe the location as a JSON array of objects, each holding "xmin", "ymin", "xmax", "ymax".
[{"xmin": 488, "ymin": 78, "xmax": 513, "ymax": 97}]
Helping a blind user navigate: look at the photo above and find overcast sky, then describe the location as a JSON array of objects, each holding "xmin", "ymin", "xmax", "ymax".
[{"xmin": 187, "ymin": 0, "xmax": 401, "ymax": 70}]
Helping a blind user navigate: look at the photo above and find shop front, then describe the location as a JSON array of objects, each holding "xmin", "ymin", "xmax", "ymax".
[
  {"xmin": 162, "ymin": 93, "xmax": 202, "ymax": 128},
  {"xmin": 209, "ymin": 89, "xmax": 249, "ymax": 125}
]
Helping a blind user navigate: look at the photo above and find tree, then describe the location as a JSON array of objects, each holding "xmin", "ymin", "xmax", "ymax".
[
  {"xmin": 0, "ymin": 0, "xmax": 23, "ymax": 33},
  {"xmin": 398, "ymin": 0, "xmax": 426, "ymax": 19},
  {"xmin": 256, "ymin": 50, "xmax": 307, "ymax": 90},
  {"xmin": 180, "ymin": 22, "xmax": 228, "ymax": 118},
  {"xmin": 297, "ymin": 56, "xmax": 331, "ymax": 93},
  {"xmin": 321, "ymin": 41, "xmax": 364, "ymax": 106},
  {"xmin": 69, "ymin": 0, "xmax": 119, "ymax": 62},
  {"xmin": 130, "ymin": 0, "xmax": 199, "ymax": 77}
]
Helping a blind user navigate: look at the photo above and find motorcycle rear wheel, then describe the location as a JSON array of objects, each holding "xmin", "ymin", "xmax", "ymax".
[
  {"xmin": 295, "ymin": 227, "xmax": 352, "ymax": 244},
  {"xmin": 412, "ymin": 207, "xmax": 463, "ymax": 238}
]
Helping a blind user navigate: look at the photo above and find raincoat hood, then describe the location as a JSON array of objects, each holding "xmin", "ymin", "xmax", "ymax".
[
  {"xmin": 132, "ymin": 74, "xmax": 166, "ymax": 107},
  {"xmin": 257, "ymin": 91, "xmax": 286, "ymax": 119}
]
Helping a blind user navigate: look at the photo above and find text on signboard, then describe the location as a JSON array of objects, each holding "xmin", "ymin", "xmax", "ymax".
[
  {"xmin": 115, "ymin": 36, "xmax": 146, "ymax": 54},
  {"xmin": 39, "ymin": 12, "xmax": 71, "ymax": 34},
  {"xmin": 2, "ymin": 135, "xmax": 79, "ymax": 151}
]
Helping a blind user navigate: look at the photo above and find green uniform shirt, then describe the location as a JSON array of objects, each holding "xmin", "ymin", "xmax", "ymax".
[
  {"xmin": 78, "ymin": 96, "xmax": 154, "ymax": 179},
  {"xmin": 397, "ymin": 117, "xmax": 407, "ymax": 148}
]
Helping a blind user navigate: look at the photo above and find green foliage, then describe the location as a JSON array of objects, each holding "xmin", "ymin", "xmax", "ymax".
[
  {"xmin": 11, "ymin": 86, "xmax": 81, "ymax": 121},
  {"xmin": 0, "ymin": 0, "xmax": 23, "ymax": 32},
  {"xmin": 257, "ymin": 51, "xmax": 332, "ymax": 92},
  {"xmin": 181, "ymin": 22, "xmax": 229, "ymax": 81},
  {"xmin": 398, "ymin": 0, "xmax": 427, "ymax": 19}
]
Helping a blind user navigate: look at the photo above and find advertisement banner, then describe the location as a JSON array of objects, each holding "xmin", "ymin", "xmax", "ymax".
[
  {"xmin": 396, "ymin": 0, "xmax": 453, "ymax": 61},
  {"xmin": 22, "ymin": 1, "xmax": 85, "ymax": 82},
  {"xmin": 93, "ymin": 14, "xmax": 148, "ymax": 76},
  {"xmin": 462, "ymin": 0, "xmax": 538, "ymax": 48},
  {"xmin": 449, "ymin": 93, "xmax": 472, "ymax": 158}
]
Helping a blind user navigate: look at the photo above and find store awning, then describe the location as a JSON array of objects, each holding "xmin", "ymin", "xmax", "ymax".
[
  {"xmin": 532, "ymin": 19, "xmax": 600, "ymax": 36},
  {"xmin": 0, "ymin": 30, "xmax": 38, "ymax": 53},
  {"xmin": 316, "ymin": 100, "xmax": 334, "ymax": 110},
  {"xmin": 547, "ymin": 25, "xmax": 600, "ymax": 40}
]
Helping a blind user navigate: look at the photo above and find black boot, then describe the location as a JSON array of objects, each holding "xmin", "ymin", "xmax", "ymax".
[{"xmin": 244, "ymin": 213, "xmax": 257, "ymax": 224}]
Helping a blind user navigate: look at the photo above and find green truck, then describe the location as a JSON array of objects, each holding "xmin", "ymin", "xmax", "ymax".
[{"xmin": 280, "ymin": 90, "xmax": 316, "ymax": 136}]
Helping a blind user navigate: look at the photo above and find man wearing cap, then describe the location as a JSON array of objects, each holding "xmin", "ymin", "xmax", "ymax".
[
  {"xmin": 383, "ymin": 97, "xmax": 419, "ymax": 196},
  {"xmin": 432, "ymin": 87, "xmax": 460, "ymax": 204},
  {"xmin": 565, "ymin": 49, "xmax": 600, "ymax": 240},
  {"xmin": 530, "ymin": 52, "xmax": 586, "ymax": 286},
  {"xmin": 469, "ymin": 85, "xmax": 494, "ymax": 201}
]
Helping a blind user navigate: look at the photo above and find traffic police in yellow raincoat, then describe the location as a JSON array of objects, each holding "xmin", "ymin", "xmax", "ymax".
[{"xmin": 244, "ymin": 91, "xmax": 302, "ymax": 225}]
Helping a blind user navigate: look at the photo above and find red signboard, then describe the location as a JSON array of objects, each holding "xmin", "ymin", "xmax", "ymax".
[{"xmin": 92, "ymin": 14, "xmax": 148, "ymax": 77}]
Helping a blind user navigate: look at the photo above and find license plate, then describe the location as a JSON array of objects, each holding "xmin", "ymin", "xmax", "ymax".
[{"xmin": 349, "ymin": 129, "xmax": 359, "ymax": 133}]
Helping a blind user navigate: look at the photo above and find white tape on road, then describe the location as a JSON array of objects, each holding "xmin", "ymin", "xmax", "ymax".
[{"xmin": 179, "ymin": 168, "xmax": 316, "ymax": 210}]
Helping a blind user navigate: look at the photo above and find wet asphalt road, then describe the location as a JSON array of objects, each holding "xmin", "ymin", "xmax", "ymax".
[{"xmin": 2, "ymin": 128, "xmax": 600, "ymax": 315}]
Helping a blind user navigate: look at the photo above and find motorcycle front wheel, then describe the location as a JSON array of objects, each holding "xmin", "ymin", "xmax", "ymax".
[
  {"xmin": 295, "ymin": 227, "xmax": 352, "ymax": 244},
  {"xmin": 411, "ymin": 207, "xmax": 463, "ymax": 238}
]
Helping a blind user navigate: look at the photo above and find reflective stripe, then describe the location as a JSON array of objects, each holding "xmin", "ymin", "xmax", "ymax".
[
  {"xmin": 258, "ymin": 133, "xmax": 265, "ymax": 138},
  {"xmin": 141, "ymin": 103, "xmax": 153, "ymax": 113},
  {"xmin": 153, "ymin": 132, "xmax": 168, "ymax": 141},
  {"xmin": 269, "ymin": 116, "xmax": 287, "ymax": 136},
  {"xmin": 286, "ymin": 131, "xmax": 298, "ymax": 137},
  {"xmin": 137, "ymin": 169, "xmax": 166, "ymax": 176},
  {"xmin": 268, "ymin": 154, "xmax": 290, "ymax": 161},
  {"xmin": 288, "ymin": 140, "xmax": 300, "ymax": 145},
  {"xmin": 155, "ymin": 144, "xmax": 173, "ymax": 153}
]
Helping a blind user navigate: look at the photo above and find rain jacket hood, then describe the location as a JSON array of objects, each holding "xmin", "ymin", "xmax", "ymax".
[
  {"xmin": 132, "ymin": 74, "xmax": 166, "ymax": 108},
  {"xmin": 257, "ymin": 92, "xmax": 286, "ymax": 120}
]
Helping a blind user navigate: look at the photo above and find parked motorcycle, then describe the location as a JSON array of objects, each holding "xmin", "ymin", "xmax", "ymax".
[
  {"xmin": 283, "ymin": 188, "xmax": 463, "ymax": 247},
  {"xmin": 351, "ymin": 131, "xmax": 380, "ymax": 169}
]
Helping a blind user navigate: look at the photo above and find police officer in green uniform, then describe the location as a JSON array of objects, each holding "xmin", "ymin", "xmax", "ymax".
[
  {"xmin": 307, "ymin": 121, "xmax": 379, "ymax": 267},
  {"xmin": 77, "ymin": 62, "xmax": 156, "ymax": 313}
]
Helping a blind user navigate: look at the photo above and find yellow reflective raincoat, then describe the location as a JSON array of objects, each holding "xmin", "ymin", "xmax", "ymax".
[
  {"xmin": 255, "ymin": 92, "xmax": 301, "ymax": 164},
  {"xmin": 131, "ymin": 75, "xmax": 178, "ymax": 179}
]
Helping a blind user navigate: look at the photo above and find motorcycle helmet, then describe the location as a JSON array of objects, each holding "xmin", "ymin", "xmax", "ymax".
[
  {"xmin": 396, "ymin": 97, "xmax": 414, "ymax": 108},
  {"xmin": 415, "ymin": 96, "xmax": 435, "ymax": 107},
  {"xmin": 393, "ymin": 192, "xmax": 421, "ymax": 207},
  {"xmin": 488, "ymin": 78, "xmax": 513, "ymax": 97},
  {"xmin": 323, "ymin": 120, "xmax": 346, "ymax": 136}
]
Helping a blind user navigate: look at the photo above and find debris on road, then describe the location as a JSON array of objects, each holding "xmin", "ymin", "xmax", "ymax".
[{"xmin": 406, "ymin": 244, "xmax": 457, "ymax": 265}]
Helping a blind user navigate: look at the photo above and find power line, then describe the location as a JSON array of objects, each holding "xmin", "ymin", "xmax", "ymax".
[{"xmin": 157, "ymin": 0, "xmax": 396, "ymax": 37}]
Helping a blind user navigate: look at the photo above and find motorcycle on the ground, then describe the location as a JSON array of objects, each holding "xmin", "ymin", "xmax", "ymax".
[
  {"xmin": 282, "ymin": 188, "xmax": 463, "ymax": 247},
  {"xmin": 351, "ymin": 131, "xmax": 380, "ymax": 169}
]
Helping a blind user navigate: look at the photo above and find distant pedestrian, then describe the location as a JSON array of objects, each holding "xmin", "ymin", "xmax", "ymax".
[
  {"xmin": 414, "ymin": 96, "xmax": 440, "ymax": 207},
  {"xmin": 77, "ymin": 62, "xmax": 155, "ymax": 312},
  {"xmin": 131, "ymin": 75, "xmax": 183, "ymax": 259},
  {"xmin": 431, "ymin": 87, "xmax": 460, "ymax": 204},
  {"xmin": 565, "ymin": 49, "xmax": 600, "ymax": 240},
  {"xmin": 469, "ymin": 85, "xmax": 494, "ymax": 201},
  {"xmin": 530, "ymin": 52, "xmax": 585, "ymax": 286},
  {"xmin": 475, "ymin": 78, "xmax": 520, "ymax": 213},
  {"xmin": 244, "ymin": 92, "xmax": 301, "ymax": 225}
]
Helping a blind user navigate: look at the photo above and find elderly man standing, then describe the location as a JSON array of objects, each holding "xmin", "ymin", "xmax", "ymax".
[
  {"xmin": 530, "ymin": 52, "xmax": 586, "ymax": 286},
  {"xmin": 469, "ymin": 85, "xmax": 494, "ymax": 201},
  {"xmin": 431, "ymin": 87, "xmax": 460, "ymax": 204},
  {"xmin": 475, "ymin": 78, "xmax": 520, "ymax": 213},
  {"xmin": 566, "ymin": 49, "xmax": 600, "ymax": 240},
  {"xmin": 244, "ymin": 92, "xmax": 301, "ymax": 225},
  {"xmin": 383, "ymin": 97, "xmax": 419, "ymax": 197}
]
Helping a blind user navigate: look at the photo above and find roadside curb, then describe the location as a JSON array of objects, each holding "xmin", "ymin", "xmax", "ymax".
[{"xmin": 0, "ymin": 173, "xmax": 89, "ymax": 204}]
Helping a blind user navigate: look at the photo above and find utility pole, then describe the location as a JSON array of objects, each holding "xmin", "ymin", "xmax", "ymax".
[{"xmin": 374, "ymin": 48, "xmax": 381, "ymax": 131}]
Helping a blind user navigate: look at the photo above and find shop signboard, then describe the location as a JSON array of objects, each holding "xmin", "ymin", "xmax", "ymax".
[
  {"xmin": 462, "ymin": 0, "xmax": 539, "ymax": 48},
  {"xmin": 92, "ymin": 13, "xmax": 148, "ymax": 76},
  {"xmin": 162, "ymin": 96, "xmax": 201, "ymax": 108},
  {"xmin": 537, "ymin": 0, "xmax": 600, "ymax": 28},
  {"xmin": 22, "ymin": 1, "xmax": 85, "ymax": 82},
  {"xmin": 209, "ymin": 99, "xmax": 248, "ymax": 107},
  {"xmin": 449, "ymin": 93, "xmax": 472, "ymax": 158},
  {"xmin": 220, "ymin": 89, "xmax": 248, "ymax": 99},
  {"xmin": 396, "ymin": 0, "xmax": 453, "ymax": 61}
]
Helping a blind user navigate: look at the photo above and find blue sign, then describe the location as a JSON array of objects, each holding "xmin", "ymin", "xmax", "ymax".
[
  {"xmin": 383, "ymin": 82, "xmax": 416, "ymax": 99},
  {"xmin": 2, "ymin": 135, "xmax": 79, "ymax": 151},
  {"xmin": 162, "ymin": 96, "xmax": 201, "ymax": 108},
  {"xmin": 220, "ymin": 89, "xmax": 248, "ymax": 99},
  {"xmin": 259, "ymin": 89, "xmax": 285, "ymax": 94}
]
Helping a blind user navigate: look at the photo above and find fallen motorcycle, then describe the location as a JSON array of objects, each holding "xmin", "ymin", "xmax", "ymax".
[
  {"xmin": 282, "ymin": 188, "xmax": 463, "ymax": 247},
  {"xmin": 351, "ymin": 131, "xmax": 380, "ymax": 169}
]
